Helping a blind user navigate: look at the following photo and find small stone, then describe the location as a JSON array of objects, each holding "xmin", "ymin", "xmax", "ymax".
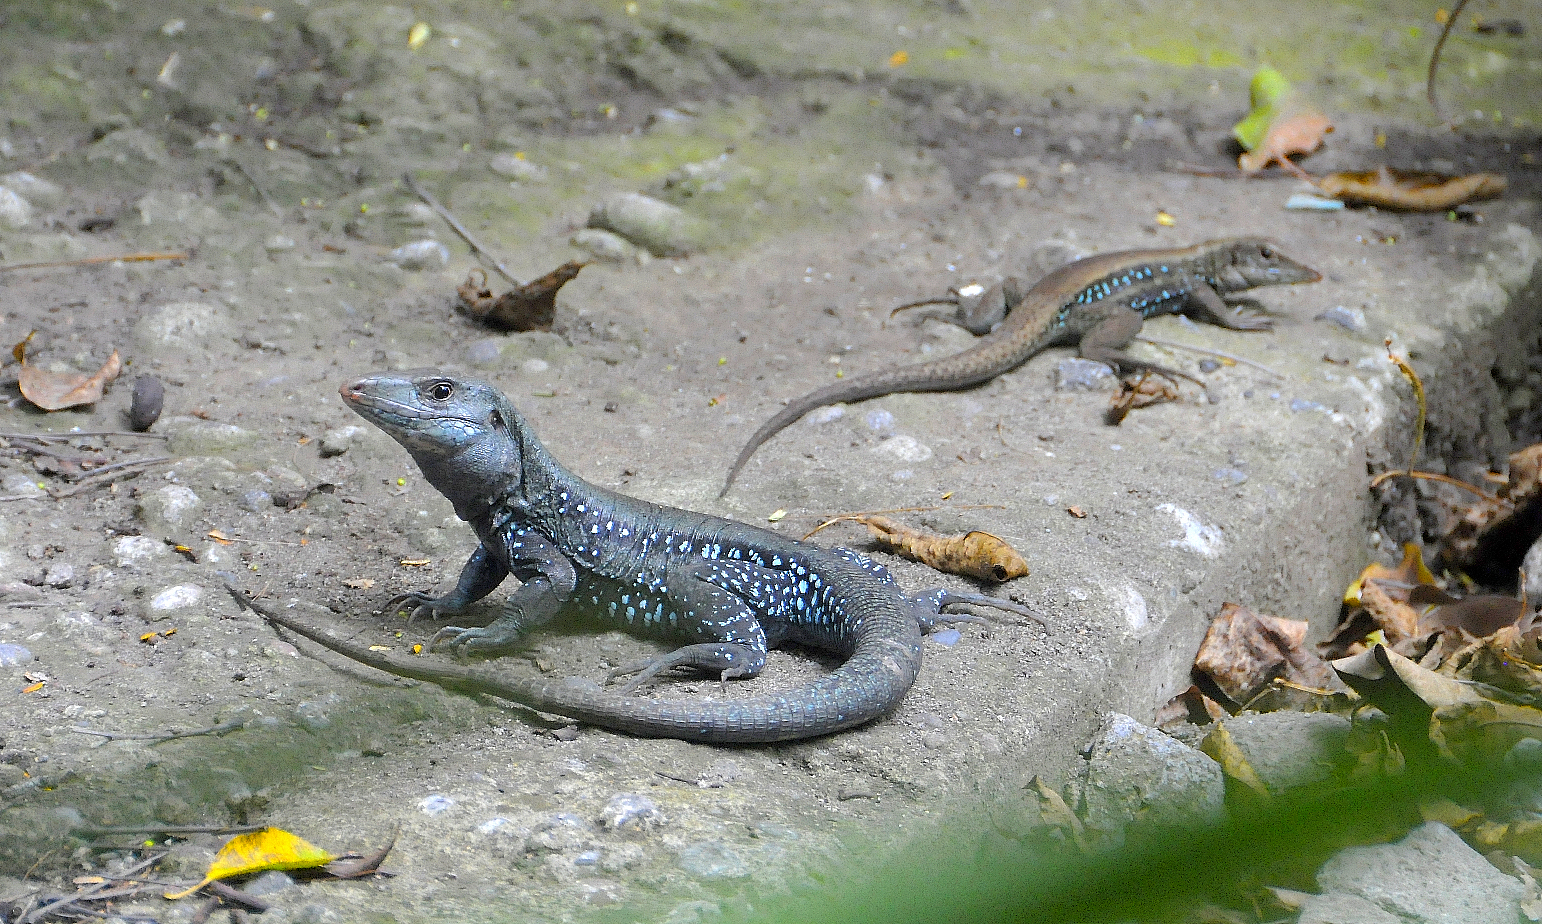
[
  {"xmin": 1213, "ymin": 712, "xmax": 1350, "ymax": 795},
  {"xmin": 1, "ymin": 475, "xmax": 46, "ymax": 498},
  {"xmin": 317, "ymin": 425, "xmax": 364, "ymax": 458},
  {"xmin": 977, "ymin": 171, "xmax": 1028, "ymax": 190},
  {"xmin": 1056, "ymin": 357, "xmax": 1117, "ymax": 390},
  {"xmin": 1212, "ymin": 467, "xmax": 1248, "ymax": 486},
  {"xmin": 570, "ymin": 228, "xmax": 641, "ymax": 263},
  {"xmin": 0, "ymin": 186, "xmax": 33, "ymax": 229},
  {"xmin": 241, "ymin": 870, "xmax": 298, "ymax": 896},
  {"xmin": 167, "ymin": 422, "xmax": 258, "ymax": 456},
  {"xmin": 238, "ymin": 489, "xmax": 272, "ymax": 512},
  {"xmin": 873, "ymin": 435, "xmax": 932, "ymax": 462},
  {"xmin": 489, "ymin": 153, "xmax": 547, "ymax": 181},
  {"xmin": 112, "ymin": 536, "xmax": 170, "ymax": 568},
  {"xmin": 587, "ymin": 193, "xmax": 708, "ymax": 258},
  {"xmin": 603, "ymin": 793, "xmax": 662, "ymax": 830},
  {"xmin": 466, "ymin": 338, "xmax": 502, "ymax": 367},
  {"xmin": 136, "ymin": 485, "xmax": 203, "ymax": 533},
  {"xmin": 128, "ymin": 375, "xmax": 165, "ymax": 432},
  {"xmin": 0, "ymin": 644, "xmax": 34, "ymax": 667},
  {"xmin": 677, "ymin": 841, "xmax": 750, "ymax": 880},
  {"xmin": 43, "ymin": 564, "xmax": 74, "ymax": 588},
  {"xmin": 388, "ymin": 239, "xmax": 449, "ymax": 270},
  {"xmin": 264, "ymin": 234, "xmax": 297, "ymax": 253},
  {"xmin": 147, "ymin": 584, "xmax": 204, "ymax": 618},
  {"xmin": 1, "ymin": 172, "xmax": 65, "ymax": 208},
  {"xmin": 1315, "ymin": 305, "xmax": 1367, "ymax": 331},
  {"xmin": 864, "ymin": 409, "xmax": 896, "ymax": 433},
  {"xmin": 1082, "ymin": 712, "xmax": 1225, "ymax": 840},
  {"xmin": 1198, "ymin": 358, "xmax": 1221, "ymax": 373},
  {"xmin": 806, "ymin": 406, "xmax": 844, "ymax": 425},
  {"xmin": 1290, "ymin": 398, "xmax": 1326, "ymax": 413},
  {"xmin": 419, "ymin": 794, "xmax": 455, "ymax": 816},
  {"xmin": 1314, "ymin": 821, "xmax": 1524, "ymax": 924},
  {"xmin": 529, "ymin": 812, "xmax": 593, "ymax": 852},
  {"xmin": 929, "ymin": 628, "xmax": 962, "ymax": 647}
]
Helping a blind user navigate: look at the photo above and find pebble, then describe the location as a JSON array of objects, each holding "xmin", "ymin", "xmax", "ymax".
[
  {"xmin": 388, "ymin": 239, "xmax": 450, "ymax": 270},
  {"xmin": 1285, "ymin": 192, "xmax": 1345, "ymax": 211},
  {"xmin": 477, "ymin": 817, "xmax": 511, "ymax": 835},
  {"xmin": 1315, "ymin": 305, "xmax": 1367, "ymax": 331},
  {"xmin": 1212, "ymin": 467, "xmax": 1249, "ymax": 486},
  {"xmin": 0, "ymin": 644, "xmax": 34, "ymax": 667},
  {"xmin": 863, "ymin": 408, "xmax": 896, "ymax": 433},
  {"xmin": 806, "ymin": 406, "xmax": 844, "ymax": 425},
  {"xmin": 489, "ymin": 153, "xmax": 547, "ymax": 181},
  {"xmin": 318, "ymin": 425, "xmax": 364, "ymax": 457},
  {"xmin": 1056, "ymin": 357, "xmax": 1117, "ymax": 390},
  {"xmin": 43, "ymin": 563, "xmax": 74, "ymax": 588},
  {"xmin": 587, "ymin": 192, "xmax": 708, "ymax": 258},
  {"xmin": 1290, "ymin": 398, "xmax": 1327, "ymax": 413},
  {"xmin": 1081, "ymin": 712, "xmax": 1225, "ymax": 840},
  {"xmin": 112, "ymin": 536, "xmax": 170, "ymax": 568},
  {"xmin": 929, "ymin": 627, "xmax": 962, "ymax": 647},
  {"xmin": 147, "ymin": 584, "xmax": 204, "ymax": 617},
  {"xmin": 574, "ymin": 849, "xmax": 601, "ymax": 866},
  {"xmin": 603, "ymin": 793, "xmax": 662, "ymax": 830},
  {"xmin": 529, "ymin": 812, "xmax": 593, "ymax": 852},
  {"xmin": 264, "ymin": 234, "xmax": 297, "ymax": 253},
  {"xmin": 977, "ymin": 170, "xmax": 1028, "ymax": 190},
  {"xmin": 0, "ymin": 185, "xmax": 33, "ymax": 229},
  {"xmin": 128, "ymin": 375, "xmax": 165, "ymax": 432},
  {"xmin": 677, "ymin": 841, "xmax": 750, "ymax": 880},
  {"xmin": 570, "ymin": 228, "xmax": 642, "ymax": 263},
  {"xmin": 419, "ymin": 794, "xmax": 455, "ymax": 816},
  {"xmin": 1, "ymin": 171, "xmax": 65, "ymax": 208},
  {"xmin": 241, "ymin": 870, "xmax": 298, "ymax": 895},
  {"xmin": 136, "ymin": 485, "xmax": 203, "ymax": 533},
  {"xmin": 872, "ymin": 435, "xmax": 932, "ymax": 462},
  {"xmin": 1, "ymin": 475, "xmax": 46, "ymax": 498},
  {"xmin": 239, "ymin": 489, "xmax": 272, "ymax": 512},
  {"xmin": 466, "ymin": 338, "xmax": 502, "ymax": 367}
]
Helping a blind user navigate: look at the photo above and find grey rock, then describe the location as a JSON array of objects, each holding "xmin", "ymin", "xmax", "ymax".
[
  {"xmin": 0, "ymin": 172, "xmax": 65, "ymax": 208},
  {"xmin": 133, "ymin": 302, "xmax": 232, "ymax": 353},
  {"xmin": 587, "ymin": 192, "xmax": 708, "ymax": 257},
  {"xmin": 603, "ymin": 793, "xmax": 662, "ymax": 830},
  {"xmin": 466, "ymin": 338, "xmax": 503, "ymax": 368},
  {"xmin": 570, "ymin": 227, "xmax": 642, "ymax": 263},
  {"xmin": 419, "ymin": 794, "xmax": 454, "ymax": 816},
  {"xmin": 1297, "ymin": 892, "xmax": 1404, "ymax": 924},
  {"xmin": 529, "ymin": 812, "xmax": 593, "ymax": 853},
  {"xmin": 167, "ymin": 422, "xmax": 258, "ymax": 456},
  {"xmin": 489, "ymin": 152, "xmax": 547, "ymax": 181},
  {"xmin": 1315, "ymin": 821, "xmax": 1525, "ymax": 924},
  {"xmin": 1217, "ymin": 711, "xmax": 1351, "ymax": 795},
  {"xmin": 0, "ymin": 185, "xmax": 33, "ymax": 229},
  {"xmin": 0, "ymin": 644, "xmax": 34, "ymax": 667},
  {"xmin": 1082, "ymin": 712, "xmax": 1225, "ymax": 838},
  {"xmin": 145, "ymin": 584, "xmax": 206, "ymax": 620},
  {"xmin": 317, "ymin": 425, "xmax": 364, "ymax": 457},
  {"xmin": 978, "ymin": 170, "xmax": 1028, "ymax": 190},
  {"xmin": 85, "ymin": 128, "xmax": 169, "ymax": 166},
  {"xmin": 678, "ymin": 841, "xmax": 750, "ymax": 879},
  {"xmin": 136, "ymin": 485, "xmax": 203, "ymax": 534},
  {"xmin": 242, "ymin": 870, "xmax": 298, "ymax": 896},
  {"xmin": 43, "ymin": 563, "xmax": 74, "ymax": 588},
  {"xmin": 239, "ymin": 489, "xmax": 272, "ymax": 512},
  {"xmin": 388, "ymin": 239, "xmax": 449, "ymax": 270},
  {"xmin": 1, "ymin": 474, "xmax": 45, "ymax": 498},
  {"xmin": 1315, "ymin": 305, "xmax": 1367, "ymax": 331},
  {"xmin": 111, "ymin": 536, "xmax": 171, "ymax": 569},
  {"xmin": 1522, "ymin": 538, "xmax": 1542, "ymax": 602},
  {"xmin": 1056, "ymin": 357, "xmax": 1117, "ymax": 390}
]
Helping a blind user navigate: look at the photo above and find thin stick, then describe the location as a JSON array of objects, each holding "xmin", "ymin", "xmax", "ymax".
[
  {"xmin": 0, "ymin": 430, "xmax": 167, "ymax": 440},
  {"xmin": 402, "ymin": 171, "xmax": 518, "ymax": 285},
  {"xmin": 71, "ymin": 718, "xmax": 245, "ymax": 744},
  {"xmin": 1367, "ymin": 468, "xmax": 1508, "ymax": 506},
  {"xmin": 49, "ymin": 456, "xmax": 172, "ymax": 497},
  {"xmin": 76, "ymin": 823, "xmax": 265, "ymax": 837},
  {"xmin": 1135, "ymin": 335, "xmax": 1284, "ymax": 378},
  {"xmin": 1426, "ymin": 0, "xmax": 1471, "ymax": 126},
  {"xmin": 0, "ymin": 252, "xmax": 189, "ymax": 273},
  {"xmin": 803, "ymin": 504, "xmax": 1006, "ymax": 540}
]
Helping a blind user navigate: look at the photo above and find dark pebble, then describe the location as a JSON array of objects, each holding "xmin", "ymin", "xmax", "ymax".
[{"xmin": 128, "ymin": 375, "xmax": 164, "ymax": 431}]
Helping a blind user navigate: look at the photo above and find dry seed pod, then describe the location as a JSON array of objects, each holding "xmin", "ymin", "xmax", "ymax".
[{"xmin": 129, "ymin": 374, "xmax": 164, "ymax": 431}]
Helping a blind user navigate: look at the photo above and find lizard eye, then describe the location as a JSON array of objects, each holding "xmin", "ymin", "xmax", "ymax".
[
  {"xmin": 427, "ymin": 380, "xmax": 454, "ymax": 401},
  {"xmin": 1261, "ymin": 243, "xmax": 1277, "ymax": 259}
]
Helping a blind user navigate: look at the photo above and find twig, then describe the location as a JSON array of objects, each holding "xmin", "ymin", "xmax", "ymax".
[
  {"xmin": 1367, "ymin": 468, "xmax": 1508, "ymax": 506},
  {"xmin": 1134, "ymin": 335, "xmax": 1284, "ymax": 378},
  {"xmin": 74, "ymin": 823, "xmax": 265, "ymax": 837},
  {"xmin": 1426, "ymin": 0, "xmax": 1471, "ymax": 126},
  {"xmin": 402, "ymin": 171, "xmax": 518, "ymax": 285},
  {"xmin": 70, "ymin": 718, "xmax": 245, "ymax": 744},
  {"xmin": 0, "ymin": 252, "xmax": 190, "ymax": 273},
  {"xmin": 50, "ymin": 456, "xmax": 172, "ymax": 497},
  {"xmin": 18, "ymin": 856, "xmax": 159, "ymax": 924},
  {"xmin": 206, "ymin": 880, "xmax": 271, "ymax": 912},
  {"xmin": 0, "ymin": 431, "xmax": 168, "ymax": 440}
]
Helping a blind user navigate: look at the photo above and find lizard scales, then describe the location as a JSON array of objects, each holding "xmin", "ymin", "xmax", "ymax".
[
  {"xmin": 719, "ymin": 237, "xmax": 1320, "ymax": 495},
  {"xmin": 253, "ymin": 371, "xmax": 1031, "ymax": 744}
]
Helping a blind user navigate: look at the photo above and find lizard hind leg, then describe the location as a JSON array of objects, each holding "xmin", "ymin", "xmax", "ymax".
[
  {"xmin": 1079, "ymin": 307, "xmax": 1211, "ymax": 393},
  {"xmin": 908, "ymin": 588, "xmax": 1048, "ymax": 629},
  {"xmin": 606, "ymin": 642, "xmax": 766, "ymax": 695}
]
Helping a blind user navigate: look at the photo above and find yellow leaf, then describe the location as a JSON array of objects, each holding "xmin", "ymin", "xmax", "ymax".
[
  {"xmin": 165, "ymin": 827, "xmax": 334, "ymax": 899},
  {"xmin": 1344, "ymin": 542, "xmax": 1435, "ymax": 607},
  {"xmin": 407, "ymin": 22, "xmax": 431, "ymax": 50},
  {"xmin": 1201, "ymin": 722, "xmax": 1270, "ymax": 797},
  {"xmin": 1155, "ymin": 211, "xmax": 1175, "ymax": 226},
  {"xmin": 889, "ymin": 50, "xmax": 909, "ymax": 67}
]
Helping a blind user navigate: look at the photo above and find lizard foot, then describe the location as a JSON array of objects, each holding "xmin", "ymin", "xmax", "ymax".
[
  {"xmin": 427, "ymin": 621, "xmax": 525, "ymax": 657},
  {"xmin": 912, "ymin": 589, "xmax": 1047, "ymax": 629},
  {"xmin": 606, "ymin": 643, "xmax": 763, "ymax": 695},
  {"xmin": 382, "ymin": 591, "xmax": 451, "ymax": 622}
]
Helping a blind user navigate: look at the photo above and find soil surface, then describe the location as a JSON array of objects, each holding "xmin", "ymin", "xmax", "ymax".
[{"xmin": 1, "ymin": 1, "xmax": 1539, "ymax": 922}]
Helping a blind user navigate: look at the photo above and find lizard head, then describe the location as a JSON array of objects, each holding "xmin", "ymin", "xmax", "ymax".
[
  {"xmin": 340, "ymin": 371, "xmax": 527, "ymax": 514},
  {"xmin": 1213, "ymin": 238, "xmax": 1322, "ymax": 289}
]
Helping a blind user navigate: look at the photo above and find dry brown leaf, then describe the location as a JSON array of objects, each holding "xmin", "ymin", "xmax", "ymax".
[
  {"xmin": 1359, "ymin": 579, "xmax": 1421, "ymax": 644},
  {"xmin": 18, "ymin": 350, "xmax": 122, "ymax": 411},
  {"xmin": 1238, "ymin": 104, "xmax": 1333, "ymax": 176},
  {"xmin": 1193, "ymin": 602, "xmax": 1345, "ymax": 706},
  {"xmin": 1317, "ymin": 167, "xmax": 1506, "ymax": 211},
  {"xmin": 457, "ymin": 261, "xmax": 587, "ymax": 331},
  {"xmin": 835, "ymin": 514, "xmax": 1029, "ymax": 582}
]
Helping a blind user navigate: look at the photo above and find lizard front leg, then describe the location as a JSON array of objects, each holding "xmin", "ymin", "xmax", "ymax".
[
  {"xmin": 1180, "ymin": 280, "xmax": 1273, "ymax": 331},
  {"xmin": 383, "ymin": 543, "xmax": 507, "ymax": 621},
  {"xmin": 431, "ymin": 529, "xmax": 578, "ymax": 656}
]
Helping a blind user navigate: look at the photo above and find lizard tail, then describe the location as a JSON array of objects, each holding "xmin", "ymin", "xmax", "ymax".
[
  {"xmin": 718, "ymin": 360, "xmax": 1004, "ymax": 497},
  {"xmin": 233, "ymin": 582, "xmax": 922, "ymax": 744}
]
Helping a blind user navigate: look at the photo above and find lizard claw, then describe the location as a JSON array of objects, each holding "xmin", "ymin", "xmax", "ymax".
[
  {"xmin": 428, "ymin": 620, "xmax": 527, "ymax": 657},
  {"xmin": 382, "ymin": 591, "xmax": 443, "ymax": 622}
]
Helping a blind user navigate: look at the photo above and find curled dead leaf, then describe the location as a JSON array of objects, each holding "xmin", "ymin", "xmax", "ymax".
[
  {"xmin": 18, "ymin": 350, "xmax": 122, "ymax": 411},
  {"xmin": 1317, "ymin": 167, "xmax": 1506, "ymax": 211}
]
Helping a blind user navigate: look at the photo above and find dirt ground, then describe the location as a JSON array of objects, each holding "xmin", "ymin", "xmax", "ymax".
[{"xmin": 1, "ymin": 1, "xmax": 1540, "ymax": 922}]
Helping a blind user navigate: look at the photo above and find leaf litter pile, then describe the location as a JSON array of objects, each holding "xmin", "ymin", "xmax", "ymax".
[{"xmin": 1144, "ymin": 350, "xmax": 1542, "ymax": 923}]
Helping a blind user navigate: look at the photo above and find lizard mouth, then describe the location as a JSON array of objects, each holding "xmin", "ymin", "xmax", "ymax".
[{"xmin": 339, "ymin": 379, "xmax": 484, "ymax": 430}]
